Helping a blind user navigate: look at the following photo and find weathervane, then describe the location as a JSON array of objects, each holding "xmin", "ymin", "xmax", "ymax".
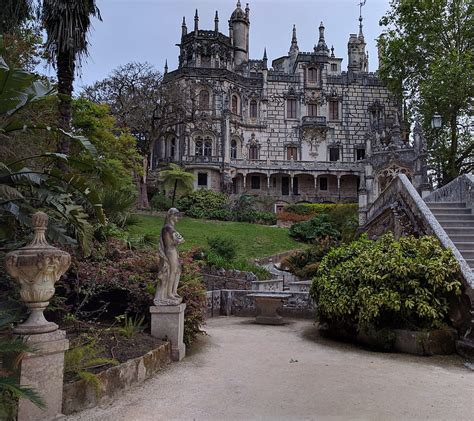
[{"xmin": 358, "ymin": 0, "xmax": 367, "ymax": 18}]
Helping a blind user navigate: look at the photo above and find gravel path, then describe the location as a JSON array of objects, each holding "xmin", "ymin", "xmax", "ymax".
[{"xmin": 65, "ymin": 317, "xmax": 473, "ymax": 421}]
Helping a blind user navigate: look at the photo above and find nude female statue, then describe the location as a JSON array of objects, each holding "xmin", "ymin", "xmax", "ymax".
[{"xmin": 154, "ymin": 208, "xmax": 185, "ymax": 305}]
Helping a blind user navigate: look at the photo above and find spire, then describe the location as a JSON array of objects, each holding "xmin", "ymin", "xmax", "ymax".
[
  {"xmin": 314, "ymin": 21, "xmax": 329, "ymax": 55},
  {"xmin": 181, "ymin": 16, "xmax": 187, "ymax": 37},
  {"xmin": 194, "ymin": 9, "xmax": 199, "ymax": 33},
  {"xmin": 236, "ymin": 0, "xmax": 241, "ymax": 7},
  {"xmin": 164, "ymin": 59, "xmax": 168, "ymax": 74},
  {"xmin": 289, "ymin": 24, "xmax": 299, "ymax": 55},
  {"xmin": 214, "ymin": 11, "xmax": 219, "ymax": 33},
  {"xmin": 263, "ymin": 47, "xmax": 268, "ymax": 69}
]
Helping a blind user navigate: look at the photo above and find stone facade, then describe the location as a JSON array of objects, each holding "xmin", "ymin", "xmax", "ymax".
[{"xmin": 153, "ymin": 2, "xmax": 427, "ymax": 215}]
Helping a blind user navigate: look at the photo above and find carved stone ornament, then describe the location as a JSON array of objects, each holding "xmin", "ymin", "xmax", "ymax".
[{"xmin": 5, "ymin": 212, "xmax": 71, "ymax": 334}]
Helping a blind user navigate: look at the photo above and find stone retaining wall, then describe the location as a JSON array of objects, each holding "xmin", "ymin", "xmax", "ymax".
[
  {"xmin": 206, "ymin": 289, "xmax": 315, "ymax": 319},
  {"xmin": 202, "ymin": 268, "xmax": 258, "ymax": 291},
  {"xmin": 62, "ymin": 342, "xmax": 171, "ymax": 415}
]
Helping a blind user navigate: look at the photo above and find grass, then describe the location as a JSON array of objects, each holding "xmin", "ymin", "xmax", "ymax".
[{"xmin": 127, "ymin": 215, "xmax": 302, "ymax": 261}]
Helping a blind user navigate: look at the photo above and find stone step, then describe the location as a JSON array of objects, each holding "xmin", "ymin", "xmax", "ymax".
[
  {"xmin": 435, "ymin": 214, "xmax": 474, "ymax": 222},
  {"xmin": 465, "ymin": 259, "xmax": 474, "ymax": 268},
  {"xmin": 427, "ymin": 202, "xmax": 466, "ymax": 209},
  {"xmin": 444, "ymin": 227, "xmax": 474, "ymax": 235},
  {"xmin": 458, "ymin": 250, "xmax": 474, "ymax": 260},
  {"xmin": 430, "ymin": 207, "xmax": 472, "ymax": 215},
  {"xmin": 449, "ymin": 234, "xmax": 474, "ymax": 243},
  {"xmin": 438, "ymin": 220, "xmax": 474, "ymax": 228}
]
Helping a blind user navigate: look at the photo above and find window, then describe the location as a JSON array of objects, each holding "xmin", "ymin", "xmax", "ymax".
[
  {"xmin": 249, "ymin": 145, "xmax": 259, "ymax": 160},
  {"xmin": 331, "ymin": 63, "xmax": 337, "ymax": 72},
  {"xmin": 307, "ymin": 103, "xmax": 318, "ymax": 117},
  {"xmin": 204, "ymin": 139, "xmax": 212, "ymax": 157},
  {"xmin": 249, "ymin": 100, "xmax": 258, "ymax": 119},
  {"xmin": 201, "ymin": 55, "xmax": 211, "ymax": 67},
  {"xmin": 195, "ymin": 139, "xmax": 203, "ymax": 156},
  {"xmin": 356, "ymin": 148, "xmax": 366, "ymax": 161},
  {"xmin": 231, "ymin": 95, "xmax": 239, "ymax": 114},
  {"xmin": 199, "ymin": 90, "xmax": 209, "ymax": 109},
  {"xmin": 319, "ymin": 177, "xmax": 328, "ymax": 191},
  {"xmin": 170, "ymin": 138, "xmax": 176, "ymax": 158},
  {"xmin": 231, "ymin": 140, "xmax": 237, "ymax": 159},
  {"xmin": 251, "ymin": 175, "xmax": 260, "ymax": 190},
  {"xmin": 286, "ymin": 146, "xmax": 298, "ymax": 160},
  {"xmin": 286, "ymin": 98, "xmax": 297, "ymax": 119},
  {"xmin": 198, "ymin": 172, "xmax": 208, "ymax": 187},
  {"xmin": 329, "ymin": 100, "xmax": 339, "ymax": 120},
  {"xmin": 329, "ymin": 147, "xmax": 340, "ymax": 162},
  {"xmin": 307, "ymin": 68, "xmax": 318, "ymax": 83}
]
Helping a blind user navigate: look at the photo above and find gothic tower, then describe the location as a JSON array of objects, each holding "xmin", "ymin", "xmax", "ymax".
[{"xmin": 230, "ymin": 1, "xmax": 250, "ymax": 67}]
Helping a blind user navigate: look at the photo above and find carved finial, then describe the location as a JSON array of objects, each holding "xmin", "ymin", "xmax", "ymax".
[
  {"xmin": 331, "ymin": 45, "xmax": 335, "ymax": 57},
  {"xmin": 245, "ymin": 3, "xmax": 250, "ymax": 17},
  {"xmin": 215, "ymin": 10, "xmax": 219, "ymax": 32},
  {"xmin": 263, "ymin": 47, "xmax": 268, "ymax": 69},
  {"xmin": 358, "ymin": 0, "xmax": 366, "ymax": 38},
  {"xmin": 30, "ymin": 212, "xmax": 49, "ymax": 247},
  {"xmin": 314, "ymin": 21, "xmax": 329, "ymax": 55},
  {"xmin": 289, "ymin": 24, "xmax": 299, "ymax": 55},
  {"xmin": 164, "ymin": 59, "xmax": 168, "ymax": 74},
  {"xmin": 194, "ymin": 9, "xmax": 199, "ymax": 33},
  {"xmin": 182, "ymin": 16, "xmax": 187, "ymax": 37},
  {"xmin": 237, "ymin": 0, "xmax": 241, "ymax": 7}
]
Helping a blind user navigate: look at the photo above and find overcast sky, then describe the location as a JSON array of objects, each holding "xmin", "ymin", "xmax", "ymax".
[{"xmin": 53, "ymin": 0, "xmax": 392, "ymax": 90}]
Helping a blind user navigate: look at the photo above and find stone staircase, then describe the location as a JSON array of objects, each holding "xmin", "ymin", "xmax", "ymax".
[{"xmin": 426, "ymin": 202, "xmax": 474, "ymax": 270}]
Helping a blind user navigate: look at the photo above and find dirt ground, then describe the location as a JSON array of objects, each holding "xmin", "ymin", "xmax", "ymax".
[{"xmin": 65, "ymin": 317, "xmax": 474, "ymax": 421}]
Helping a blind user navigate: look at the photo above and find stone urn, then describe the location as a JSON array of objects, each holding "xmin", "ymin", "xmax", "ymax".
[{"xmin": 5, "ymin": 212, "xmax": 71, "ymax": 334}]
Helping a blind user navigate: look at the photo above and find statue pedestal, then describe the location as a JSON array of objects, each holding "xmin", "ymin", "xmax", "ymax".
[
  {"xmin": 150, "ymin": 304, "xmax": 186, "ymax": 361},
  {"xmin": 17, "ymin": 330, "xmax": 69, "ymax": 421}
]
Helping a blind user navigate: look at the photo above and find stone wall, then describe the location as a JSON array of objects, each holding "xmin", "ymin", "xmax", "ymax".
[
  {"xmin": 206, "ymin": 289, "xmax": 315, "ymax": 319},
  {"xmin": 202, "ymin": 267, "xmax": 258, "ymax": 291}
]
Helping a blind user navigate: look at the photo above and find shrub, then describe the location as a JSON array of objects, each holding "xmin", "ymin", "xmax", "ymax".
[
  {"xmin": 277, "ymin": 212, "xmax": 312, "ymax": 223},
  {"xmin": 150, "ymin": 192, "xmax": 172, "ymax": 211},
  {"xmin": 177, "ymin": 190, "xmax": 229, "ymax": 215},
  {"xmin": 289, "ymin": 214, "xmax": 341, "ymax": 243},
  {"xmin": 281, "ymin": 236, "xmax": 337, "ymax": 279},
  {"xmin": 310, "ymin": 234, "xmax": 462, "ymax": 334},
  {"xmin": 236, "ymin": 210, "xmax": 276, "ymax": 225},
  {"xmin": 101, "ymin": 188, "xmax": 138, "ymax": 228},
  {"xmin": 207, "ymin": 237, "xmax": 237, "ymax": 261}
]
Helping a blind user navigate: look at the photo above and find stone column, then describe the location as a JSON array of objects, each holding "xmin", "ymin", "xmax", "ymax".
[
  {"xmin": 5, "ymin": 212, "xmax": 71, "ymax": 421},
  {"xmin": 150, "ymin": 304, "xmax": 186, "ymax": 361},
  {"xmin": 337, "ymin": 175, "xmax": 341, "ymax": 201}
]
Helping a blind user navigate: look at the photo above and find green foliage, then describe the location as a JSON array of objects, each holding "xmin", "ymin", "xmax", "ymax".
[
  {"xmin": 289, "ymin": 214, "xmax": 341, "ymax": 243},
  {"xmin": 204, "ymin": 251, "xmax": 271, "ymax": 281},
  {"xmin": 310, "ymin": 234, "xmax": 462, "ymax": 334},
  {"xmin": 115, "ymin": 314, "xmax": 146, "ymax": 339},
  {"xmin": 281, "ymin": 237, "xmax": 337, "ymax": 279},
  {"xmin": 378, "ymin": 0, "xmax": 474, "ymax": 182},
  {"xmin": 159, "ymin": 164, "xmax": 195, "ymax": 206},
  {"xmin": 177, "ymin": 189, "xmax": 228, "ymax": 215},
  {"xmin": 207, "ymin": 236, "xmax": 237, "ymax": 261},
  {"xmin": 100, "ymin": 187, "xmax": 137, "ymax": 228},
  {"xmin": 150, "ymin": 192, "xmax": 172, "ymax": 211},
  {"xmin": 64, "ymin": 341, "xmax": 117, "ymax": 395}
]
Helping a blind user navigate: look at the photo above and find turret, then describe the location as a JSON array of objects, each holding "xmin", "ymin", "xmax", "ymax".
[
  {"xmin": 347, "ymin": 12, "xmax": 367, "ymax": 72},
  {"xmin": 230, "ymin": 1, "xmax": 250, "ymax": 67},
  {"xmin": 314, "ymin": 22, "xmax": 329, "ymax": 56}
]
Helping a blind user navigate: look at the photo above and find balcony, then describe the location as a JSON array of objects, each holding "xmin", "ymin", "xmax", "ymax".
[
  {"xmin": 185, "ymin": 156, "xmax": 222, "ymax": 165},
  {"xmin": 302, "ymin": 116, "xmax": 327, "ymax": 127}
]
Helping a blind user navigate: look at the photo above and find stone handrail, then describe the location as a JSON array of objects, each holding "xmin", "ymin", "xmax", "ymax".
[
  {"xmin": 425, "ymin": 174, "xmax": 474, "ymax": 209},
  {"xmin": 366, "ymin": 174, "xmax": 474, "ymax": 290}
]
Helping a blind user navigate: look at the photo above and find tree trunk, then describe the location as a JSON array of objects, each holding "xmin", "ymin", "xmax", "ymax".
[
  {"xmin": 445, "ymin": 112, "xmax": 459, "ymax": 184},
  {"xmin": 171, "ymin": 179, "xmax": 178, "ymax": 207},
  {"xmin": 137, "ymin": 155, "xmax": 150, "ymax": 209},
  {"xmin": 56, "ymin": 49, "xmax": 75, "ymax": 169}
]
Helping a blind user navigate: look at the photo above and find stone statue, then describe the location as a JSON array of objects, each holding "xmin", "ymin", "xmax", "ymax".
[{"xmin": 154, "ymin": 208, "xmax": 185, "ymax": 305}]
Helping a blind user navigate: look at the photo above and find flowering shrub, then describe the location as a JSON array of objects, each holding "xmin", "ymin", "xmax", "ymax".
[{"xmin": 277, "ymin": 212, "xmax": 312, "ymax": 223}]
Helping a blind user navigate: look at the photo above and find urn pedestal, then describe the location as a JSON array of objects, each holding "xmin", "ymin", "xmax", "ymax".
[
  {"xmin": 150, "ymin": 304, "xmax": 186, "ymax": 361},
  {"xmin": 5, "ymin": 212, "xmax": 71, "ymax": 420}
]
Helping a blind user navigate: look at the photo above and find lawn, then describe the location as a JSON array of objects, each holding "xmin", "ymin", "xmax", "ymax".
[{"xmin": 128, "ymin": 215, "xmax": 302, "ymax": 261}]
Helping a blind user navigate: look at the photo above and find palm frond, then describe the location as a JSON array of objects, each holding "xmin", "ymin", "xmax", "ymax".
[{"xmin": 0, "ymin": 377, "xmax": 45, "ymax": 409}]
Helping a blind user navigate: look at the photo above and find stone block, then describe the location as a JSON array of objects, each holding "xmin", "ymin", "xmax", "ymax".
[
  {"xmin": 17, "ymin": 330, "xmax": 69, "ymax": 421},
  {"xmin": 150, "ymin": 304, "xmax": 186, "ymax": 361}
]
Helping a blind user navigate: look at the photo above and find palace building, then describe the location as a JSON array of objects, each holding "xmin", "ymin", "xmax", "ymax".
[{"xmin": 153, "ymin": 1, "xmax": 429, "ymax": 219}]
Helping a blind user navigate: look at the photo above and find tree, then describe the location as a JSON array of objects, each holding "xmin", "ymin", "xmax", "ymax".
[
  {"xmin": 41, "ymin": 0, "xmax": 102, "ymax": 159},
  {"xmin": 379, "ymin": 0, "xmax": 473, "ymax": 184},
  {"xmin": 159, "ymin": 163, "xmax": 194, "ymax": 207},
  {"xmin": 82, "ymin": 62, "xmax": 164, "ymax": 208}
]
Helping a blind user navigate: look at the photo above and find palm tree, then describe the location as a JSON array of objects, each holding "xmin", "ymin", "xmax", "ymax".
[
  {"xmin": 159, "ymin": 163, "xmax": 195, "ymax": 207},
  {"xmin": 41, "ymin": 0, "xmax": 101, "ymax": 158}
]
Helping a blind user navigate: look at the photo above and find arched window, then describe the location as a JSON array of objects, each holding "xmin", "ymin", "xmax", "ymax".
[
  {"xmin": 170, "ymin": 138, "xmax": 176, "ymax": 158},
  {"xmin": 199, "ymin": 90, "xmax": 210, "ymax": 109},
  {"xmin": 231, "ymin": 95, "xmax": 239, "ymax": 114},
  {"xmin": 286, "ymin": 146, "xmax": 298, "ymax": 160},
  {"xmin": 249, "ymin": 145, "xmax": 259, "ymax": 160},
  {"xmin": 308, "ymin": 68, "xmax": 318, "ymax": 83},
  {"xmin": 195, "ymin": 138, "xmax": 203, "ymax": 156},
  {"xmin": 204, "ymin": 138, "xmax": 212, "ymax": 157},
  {"xmin": 249, "ymin": 100, "xmax": 258, "ymax": 119},
  {"xmin": 307, "ymin": 102, "xmax": 318, "ymax": 117},
  {"xmin": 231, "ymin": 140, "xmax": 237, "ymax": 159}
]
